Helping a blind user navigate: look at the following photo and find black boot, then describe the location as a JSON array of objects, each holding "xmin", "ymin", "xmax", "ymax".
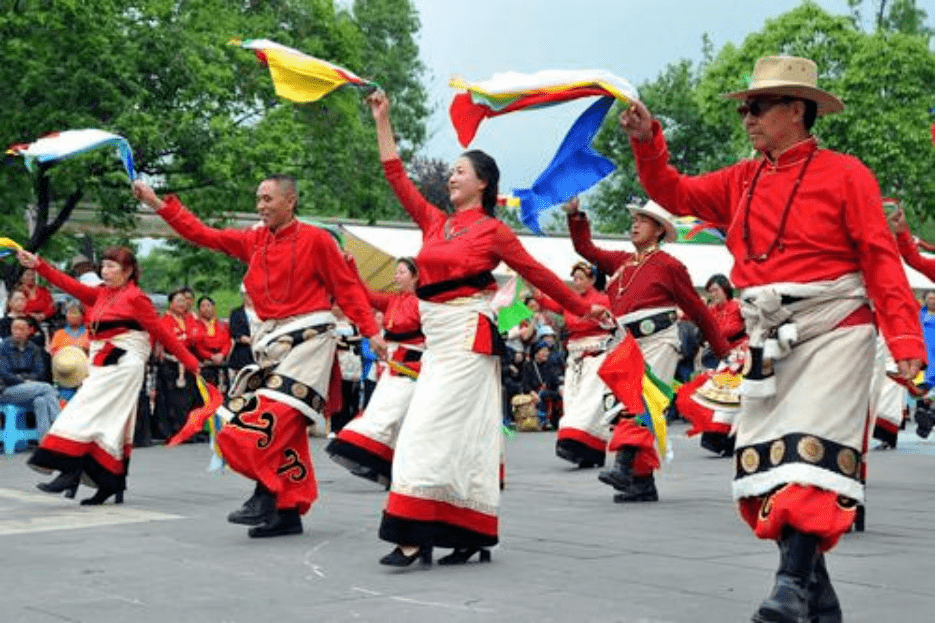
[
  {"xmin": 612, "ymin": 474, "xmax": 659, "ymax": 502},
  {"xmin": 248, "ymin": 507, "xmax": 303, "ymax": 538},
  {"xmin": 81, "ymin": 486, "xmax": 123, "ymax": 505},
  {"xmin": 37, "ymin": 469, "xmax": 81, "ymax": 498},
  {"xmin": 808, "ymin": 554, "xmax": 842, "ymax": 623},
  {"xmin": 227, "ymin": 482, "xmax": 276, "ymax": 525},
  {"xmin": 752, "ymin": 529, "xmax": 820, "ymax": 623},
  {"xmin": 598, "ymin": 447, "xmax": 636, "ymax": 491},
  {"xmin": 379, "ymin": 545, "xmax": 433, "ymax": 567}
]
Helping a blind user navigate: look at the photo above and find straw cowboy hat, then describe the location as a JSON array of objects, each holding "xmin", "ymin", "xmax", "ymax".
[
  {"xmin": 721, "ymin": 55, "xmax": 845, "ymax": 117},
  {"xmin": 52, "ymin": 345, "xmax": 89, "ymax": 389},
  {"xmin": 627, "ymin": 199, "xmax": 677, "ymax": 243}
]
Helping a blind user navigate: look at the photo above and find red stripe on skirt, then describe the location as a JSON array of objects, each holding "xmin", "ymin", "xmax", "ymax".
[
  {"xmin": 385, "ymin": 492, "xmax": 498, "ymax": 537},
  {"xmin": 40, "ymin": 434, "xmax": 126, "ymax": 475},
  {"xmin": 556, "ymin": 427, "xmax": 608, "ymax": 452},
  {"xmin": 336, "ymin": 428, "xmax": 394, "ymax": 463}
]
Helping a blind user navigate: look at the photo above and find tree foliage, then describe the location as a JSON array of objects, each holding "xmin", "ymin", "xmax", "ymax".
[
  {"xmin": 0, "ymin": 0, "xmax": 429, "ymax": 265},
  {"xmin": 589, "ymin": 1, "xmax": 934, "ymax": 241}
]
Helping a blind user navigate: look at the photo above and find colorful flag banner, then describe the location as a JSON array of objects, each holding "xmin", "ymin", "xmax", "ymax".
[
  {"xmin": 513, "ymin": 96, "xmax": 615, "ymax": 235},
  {"xmin": 234, "ymin": 38, "xmax": 375, "ymax": 103},
  {"xmin": 492, "ymin": 274, "xmax": 533, "ymax": 333},
  {"xmin": 7, "ymin": 129, "xmax": 136, "ymax": 180},
  {"xmin": 448, "ymin": 68, "xmax": 639, "ymax": 146},
  {"xmin": 673, "ymin": 216, "xmax": 726, "ymax": 244},
  {"xmin": 167, "ymin": 377, "xmax": 223, "ymax": 447},
  {"xmin": 597, "ymin": 332, "xmax": 670, "ymax": 457}
]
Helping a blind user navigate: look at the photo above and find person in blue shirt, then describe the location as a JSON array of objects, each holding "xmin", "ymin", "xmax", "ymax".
[{"xmin": 0, "ymin": 317, "xmax": 61, "ymax": 439}]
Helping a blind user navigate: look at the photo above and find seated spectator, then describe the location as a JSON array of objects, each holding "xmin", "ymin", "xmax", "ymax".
[
  {"xmin": 48, "ymin": 302, "xmax": 90, "ymax": 355},
  {"xmin": 505, "ymin": 318, "xmax": 537, "ymax": 356},
  {"xmin": 501, "ymin": 347, "xmax": 526, "ymax": 426},
  {"xmin": 0, "ymin": 289, "xmax": 47, "ymax": 351},
  {"xmin": 522, "ymin": 340, "xmax": 564, "ymax": 430},
  {"xmin": 0, "ymin": 317, "xmax": 61, "ymax": 438},
  {"xmin": 51, "ymin": 345, "xmax": 89, "ymax": 402},
  {"xmin": 192, "ymin": 295, "xmax": 231, "ymax": 389},
  {"xmin": 18, "ymin": 268, "xmax": 57, "ymax": 323}
]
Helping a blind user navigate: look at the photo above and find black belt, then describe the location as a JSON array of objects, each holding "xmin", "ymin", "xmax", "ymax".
[
  {"xmin": 416, "ymin": 271, "xmax": 496, "ymax": 300},
  {"xmin": 625, "ymin": 311, "xmax": 677, "ymax": 338},
  {"xmin": 384, "ymin": 329, "xmax": 424, "ymax": 342},
  {"xmin": 728, "ymin": 329, "xmax": 747, "ymax": 343},
  {"xmin": 92, "ymin": 319, "xmax": 144, "ymax": 335},
  {"xmin": 281, "ymin": 323, "xmax": 336, "ymax": 348}
]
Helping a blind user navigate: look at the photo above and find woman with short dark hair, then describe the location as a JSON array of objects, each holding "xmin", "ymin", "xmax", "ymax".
[{"xmin": 17, "ymin": 246, "xmax": 200, "ymax": 505}]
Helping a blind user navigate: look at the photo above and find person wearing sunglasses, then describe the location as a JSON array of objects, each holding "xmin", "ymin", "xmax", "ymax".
[{"xmin": 619, "ymin": 55, "xmax": 925, "ymax": 623}]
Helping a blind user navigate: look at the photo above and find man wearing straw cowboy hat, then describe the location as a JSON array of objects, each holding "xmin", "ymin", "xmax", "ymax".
[{"xmin": 620, "ymin": 55, "xmax": 925, "ymax": 623}]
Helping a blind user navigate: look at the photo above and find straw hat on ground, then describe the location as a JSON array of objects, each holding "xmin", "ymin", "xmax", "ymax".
[
  {"xmin": 627, "ymin": 200, "xmax": 677, "ymax": 243},
  {"xmin": 720, "ymin": 55, "xmax": 844, "ymax": 117},
  {"xmin": 52, "ymin": 345, "xmax": 89, "ymax": 389}
]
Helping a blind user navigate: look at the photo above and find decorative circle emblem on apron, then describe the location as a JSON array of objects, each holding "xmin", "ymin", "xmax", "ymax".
[
  {"xmin": 769, "ymin": 439, "xmax": 785, "ymax": 465},
  {"xmin": 291, "ymin": 382, "xmax": 309, "ymax": 399},
  {"xmin": 266, "ymin": 374, "xmax": 283, "ymax": 389},
  {"xmin": 639, "ymin": 318, "xmax": 655, "ymax": 336},
  {"xmin": 797, "ymin": 436, "xmax": 824, "ymax": 463},
  {"xmin": 836, "ymin": 448, "xmax": 858, "ymax": 476},
  {"xmin": 740, "ymin": 447, "xmax": 760, "ymax": 473}
]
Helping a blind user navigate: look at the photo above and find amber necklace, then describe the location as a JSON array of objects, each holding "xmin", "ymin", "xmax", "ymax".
[{"xmin": 742, "ymin": 149, "xmax": 815, "ymax": 262}]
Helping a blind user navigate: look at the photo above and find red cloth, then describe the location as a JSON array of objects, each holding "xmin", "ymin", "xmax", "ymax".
[
  {"xmin": 896, "ymin": 229, "xmax": 935, "ymax": 282},
  {"xmin": 569, "ymin": 212, "xmax": 730, "ymax": 359},
  {"xmin": 192, "ymin": 317, "xmax": 232, "ymax": 362},
  {"xmin": 675, "ymin": 371, "xmax": 730, "ymax": 437},
  {"xmin": 157, "ymin": 197, "xmax": 378, "ymax": 337},
  {"xmin": 607, "ymin": 419, "xmax": 659, "ymax": 476},
  {"xmin": 737, "ymin": 484, "xmax": 857, "ymax": 552},
  {"xmin": 35, "ymin": 260, "xmax": 199, "ymax": 373},
  {"xmin": 367, "ymin": 289, "xmax": 423, "ymax": 375},
  {"xmin": 216, "ymin": 395, "xmax": 318, "ymax": 515},
  {"xmin": 632, "ymin": 123, "xmax": 925, "ymax": 363},
  {"xmin": 710, "ymin": 299, "xmax": 746, "ymax": 347},
  {"xmin": 161, "ymin": 311, "xmax": 197, "ymax": 354},
  {"xmin": 383, "ymin": 159, "xmax": 591, "ymax": 317},
  {"xmin": 22, "ymin": 284, "xmax": 55, "ymax": 320},
  {"xmin": 535, "ymin": 286, "xmax": 611, "ymax": 340},
  {"xmin": 597, "ymin": 333, "xmax": 645, "ymax": 415}
]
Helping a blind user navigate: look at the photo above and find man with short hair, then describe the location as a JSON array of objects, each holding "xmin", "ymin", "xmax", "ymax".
[
  {"xmin": 620, "ymin": 55, "xmax": 925, "ymax": 623},
  {"xmin": 0, "ymin": 317, "xmax": 61, "ymax": 438},
  {"xmin": 133, "ymin": 175, "xmax": 385, "ymax": 538}
]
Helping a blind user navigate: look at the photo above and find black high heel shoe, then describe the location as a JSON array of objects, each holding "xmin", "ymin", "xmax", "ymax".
[
  {"xmin": 437, "ymin": 547, "xmax": 491, "ymax": 565},
  {"xmin": 80, "ymin": 487, "xmax": 124, "ymax": 506},
  {"xmin": 379, "ymin": 545, "xmax": 432, "ymax": 567},
  {"xmin": 37, "ymin": 470, "xmax": 81, "ymax": 498}
]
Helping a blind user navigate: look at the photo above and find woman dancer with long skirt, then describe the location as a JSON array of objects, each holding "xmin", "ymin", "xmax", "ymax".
[
  {"xmin": 20, "ymin": 246, "xmax": 201, "ymax": 505},
  {"xmin": 368, "ymin": 90, "xmax": 607, "ymax": 567}
]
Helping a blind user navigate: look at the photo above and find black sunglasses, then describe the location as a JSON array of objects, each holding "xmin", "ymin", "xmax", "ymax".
[{"xmin": 737, "ymin": 97, "xmax": 793, "ymax": 118}]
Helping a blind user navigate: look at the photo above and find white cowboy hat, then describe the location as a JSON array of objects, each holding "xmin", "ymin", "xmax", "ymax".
[
  {"xmin": 721, "ymin": 55, "xmax": 844, "ymax": 117},
  {"xmin": 627, "ymin": 199, "xmax": 677, "ymax": 243},
  {"xmin": 52, "ymin": 345, "xmax": 89, "ymax": 389}
]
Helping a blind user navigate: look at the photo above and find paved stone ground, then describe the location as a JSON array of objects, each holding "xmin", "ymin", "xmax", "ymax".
[{"xmin": 0, "ymin": 423, "xmax": 932, "ymax": 623}]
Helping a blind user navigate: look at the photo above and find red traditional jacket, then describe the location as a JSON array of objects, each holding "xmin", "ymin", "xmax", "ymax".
[
  {"xmin": 368, "ymin": 289, "xmax": 423, "ymax": 376},
  {"xmin": 383, "ymin": 158, "xmax": 591, "ymax": 318},
  {"xmin": 157, "ymin": 197, "xmax": 378, "ymax": 337},
  {"xmin": 35, "ymin": 260, "xmax": 199, "ymax": 373},
  {"xmin": 896, "ymin": 229, "xmax": 935, "ymax": 282},
  {"xmin": 193, "ymin": 317, "xmax": 232, "ymax": 362},
  {"xmin": 631, "ymin": 122, "xmax": 924, "ymax": 362},
  {"xmin": 568, "ymin": 212, "xmax": 730, "ymax": 359},
  {"xmin": 536, "ymin": 286, "xmax": 611, "ymax": 341}
]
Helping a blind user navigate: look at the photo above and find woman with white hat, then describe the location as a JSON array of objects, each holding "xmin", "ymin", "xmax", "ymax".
[
  {"xmin": 564, "ymin": 196, "xmax": 730, "ymax": 503},
  {"xmin": 621, "ymin": 54, "xmax": 925, "ymax": 623}
]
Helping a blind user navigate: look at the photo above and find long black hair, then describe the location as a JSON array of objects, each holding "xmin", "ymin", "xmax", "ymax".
[
  {"xmin": 705, "ymin": 273, "xmax": 734, "ymax": 300},
  {"xmin": 461, "ymin": 150, "xmax": 499, "ymax": 216}
]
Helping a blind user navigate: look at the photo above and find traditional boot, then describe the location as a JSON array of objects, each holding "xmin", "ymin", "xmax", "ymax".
[
  {"xmin": 248, "ymin": 507, "xmax": 303, "ymax": 538},
  {"xmin": 613, "ymin": 474, "xmax": 659, "ymax": 502},
  {"xmin": 227, "ymin": 482, "xmax": 276, "ymax": 525},
  {"xmin": 752, "ymin": 528, "xmax": 820, "ymax": 623},
  {"xmin": 808, "ymin": 554, "xmax": 842, "ymax": 623},
  {"xmin": 598, "ymin": 446, "xmax": 636, "ymax": 491}
]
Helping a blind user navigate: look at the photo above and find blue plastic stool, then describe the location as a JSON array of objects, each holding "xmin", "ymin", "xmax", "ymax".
[{"xmin": 0, "ymin": 403, "xmax": 38, "ymax": 455}]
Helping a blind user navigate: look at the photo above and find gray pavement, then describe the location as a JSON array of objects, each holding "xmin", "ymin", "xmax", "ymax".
[{"xmin": 1, "ymin": 423, "xmax": 932, "ymax": 623}]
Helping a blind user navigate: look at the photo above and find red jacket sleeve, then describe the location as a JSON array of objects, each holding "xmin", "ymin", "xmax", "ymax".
[
  {"xmin": 382, "ymin": 158, "xmax": 446, "ymax": 235},
  {"xmin": 314, "ymin": 232, "xmax": 379, "ymax": 338},
  {"xmin": 493, "ymin": 224, "xmax": 591, "ymax": 318},
  {"xmin": 158, "ymin": 196, "xmax": 252, "ymax": 262},
  {"xmin": 35, "ymin": 259, "xmax": 100, "ymax": 308},
  {"xmin": 896, "ymin": 230, "xmax": 935, "ymax": 282},
  {"xmin": 534, "ymin": 292, "xmax": 563, "ymax": 315},
  {"xmin": 568, "ymin": 212, "xmax": 633, "ymax": 277},
  {"xmin": 663, "ymin": 257, "xmax": 730, "ymax": 359}
]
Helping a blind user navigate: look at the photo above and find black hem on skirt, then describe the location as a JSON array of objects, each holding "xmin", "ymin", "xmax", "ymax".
[
  {"xmin": 325, "ymin": 438, "xmax": 392, "ymax": 484},
  {"xmin": 28, "ymin": 448, "xmax": 128, "ymax": 492},
  {"xmin": 555, "ymin": 438, "xmax": 606, "ymax": 466},
  {"xmin": 379, "ymin": 512, "xmax": 498, "ymax": 549},
  {"xmin": 872, "ymin": 423, "xmax": 898, "ymax": 447}
]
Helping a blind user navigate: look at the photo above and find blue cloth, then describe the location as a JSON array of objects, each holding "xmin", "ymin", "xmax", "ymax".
[
  {"xmin": 359, "ymin": 338, "xmax": 379, "ymax": 380},
  {"xmin": 921, "ymin": 308, "xmax": 934, "ymax": 387},
  {"xmin": 513, "ymin": 96, "xmax": 616, "ymax": 235},
  {"xmin": 0, "ymin": 338, "xmax": 46, "ymax": 389}
]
